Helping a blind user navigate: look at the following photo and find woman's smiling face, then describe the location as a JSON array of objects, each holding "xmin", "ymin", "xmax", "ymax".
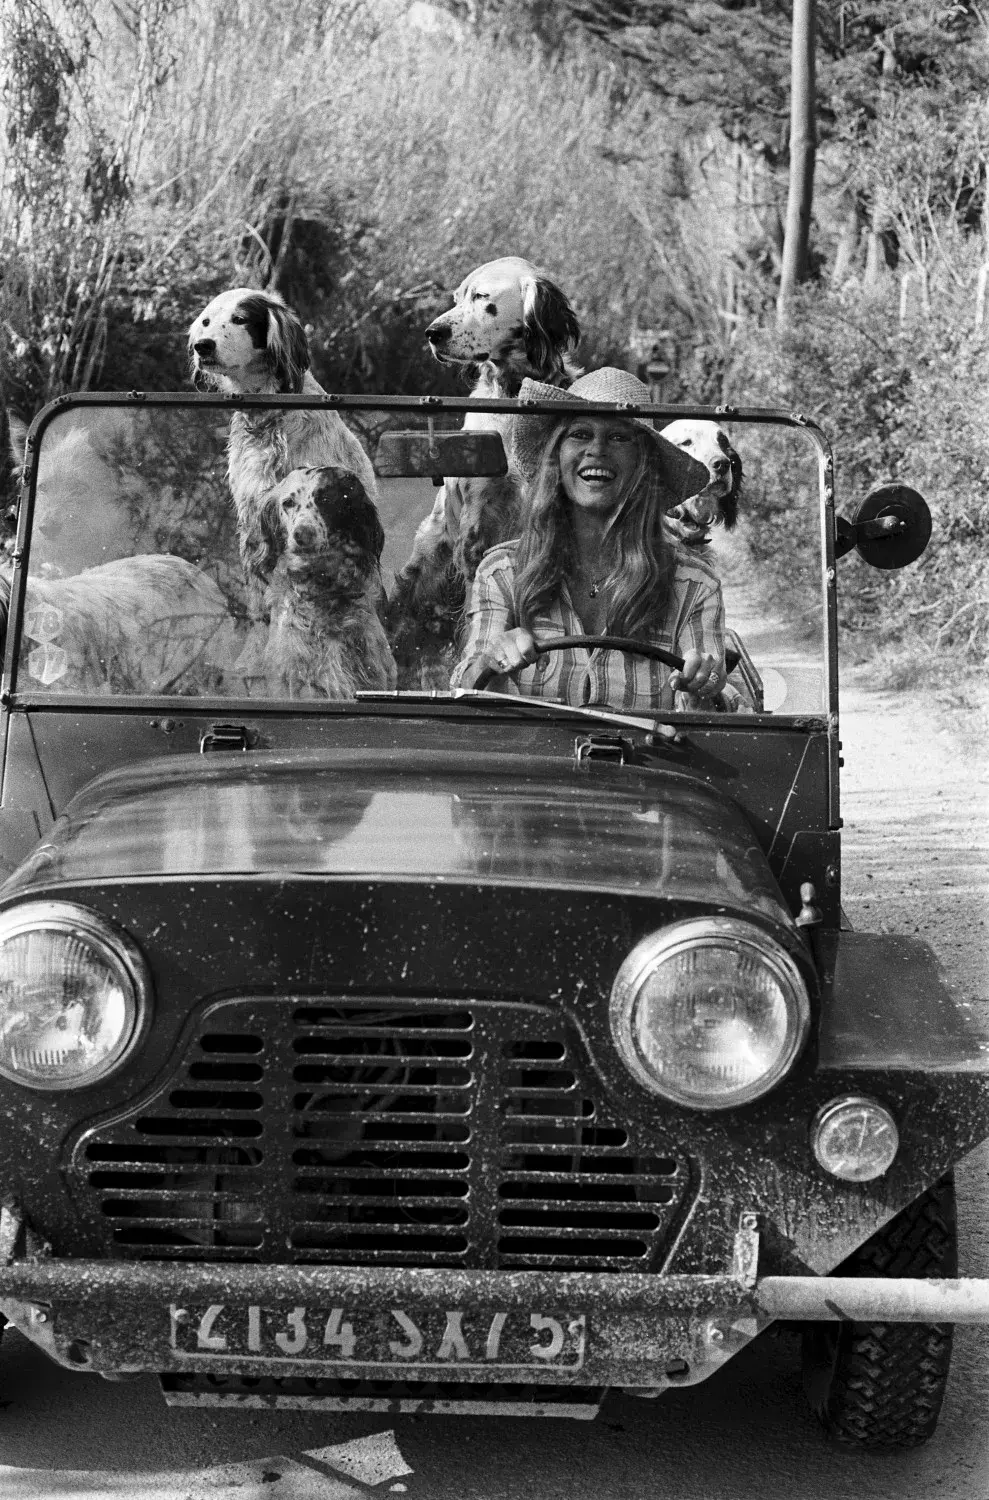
[{"xmin": 559, "ymin": 417, "xmax": 640, "ymax": 513}]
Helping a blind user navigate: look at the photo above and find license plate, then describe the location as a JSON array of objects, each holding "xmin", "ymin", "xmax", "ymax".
[{"xmin": 170, "ymin": 1303, "xmax": 587, "ymax": 1371}]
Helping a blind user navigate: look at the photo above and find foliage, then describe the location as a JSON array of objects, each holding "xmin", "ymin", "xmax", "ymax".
[
  {"xmin": 449, "ymin": 2, "xmax": 988, "ymax": 153},
  {"xmin": 3, "ymin": 1, "xmax": 706, "ymax": 403},
  {"xmin": 442, "ymin": 1, "xmax": 989, "ymax": 281},
  {"xmin": 0, "ymin": 0, "xmax": 188, "ymax": 408},
  {"xmin": 0, "ymin": 0, "xmax": 986, "ymax": 684},
  {"xmin": 725, "ymin": 267, "xmax": 989, "ymax": 676}
]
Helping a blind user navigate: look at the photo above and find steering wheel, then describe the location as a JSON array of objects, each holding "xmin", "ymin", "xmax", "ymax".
[{"xmin": 461, "ymin": 634, "xmax": 685, "ymax": 691}]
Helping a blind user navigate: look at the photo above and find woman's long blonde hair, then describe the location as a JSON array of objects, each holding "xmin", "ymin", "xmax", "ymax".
[{"xmin": 512, "ymin": 418, "xmax": 675, "ymax": 638}]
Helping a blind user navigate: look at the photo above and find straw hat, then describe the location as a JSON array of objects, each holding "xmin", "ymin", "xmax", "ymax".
[{"xmin": 509, "ymin": 367, "xmax": 708, "ymax": 505}]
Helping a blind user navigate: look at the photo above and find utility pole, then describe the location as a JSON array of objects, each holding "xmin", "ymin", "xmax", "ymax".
[{"xmin": 777, "ymin": 0, "xmax": 817, "ymax": 324}]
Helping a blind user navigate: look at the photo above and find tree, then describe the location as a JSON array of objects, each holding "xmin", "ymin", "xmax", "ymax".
[
  {"xmin": 777, "ymin": 0, "xmax": 816, "ymax": 321},
  {"xmin": 436, "ymin": 0, "xmax": 987, "ymax": 287}
]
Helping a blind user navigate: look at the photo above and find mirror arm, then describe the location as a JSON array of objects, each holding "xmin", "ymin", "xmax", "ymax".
[
  {"xmin": 834, "ymin": 515, "xmax": 857, "ymax": 559},
  {"xmin": 858, "ymin": 516, "xmax": 906, "ymax": 540},
  {"xmin": 835, "ymin": 513, "xmax": 907, "ymax": 560}
]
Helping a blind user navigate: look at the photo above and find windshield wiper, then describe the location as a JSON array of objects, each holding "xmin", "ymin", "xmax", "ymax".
[{"xmin": 355, "ymin": 687, "xmax": 683, "ymax": 739}]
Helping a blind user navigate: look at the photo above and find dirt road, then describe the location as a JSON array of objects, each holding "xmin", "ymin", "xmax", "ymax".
[
  {"xmin": 840, "ymin": 672, "xmax": 989, "ymax": 1000},
  {"xmin": 1, "ymin": 672, "xmax": 987, "ymax": 1498}
]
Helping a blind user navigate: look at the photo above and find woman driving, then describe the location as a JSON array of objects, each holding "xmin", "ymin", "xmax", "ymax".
[{"xmin": 450, "ymin": 367, "xmax": 729, "ymax": 711}]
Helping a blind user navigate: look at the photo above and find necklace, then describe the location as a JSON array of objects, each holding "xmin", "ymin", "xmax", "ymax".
[{"xmin": 574, "ymin": 563, "xmax": 605, "ymax": 597}]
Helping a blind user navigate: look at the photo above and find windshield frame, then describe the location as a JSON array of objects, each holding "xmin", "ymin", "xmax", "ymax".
[{"xmin": 4, "ymin": 390, "xmax": 837, "ymax": 728}]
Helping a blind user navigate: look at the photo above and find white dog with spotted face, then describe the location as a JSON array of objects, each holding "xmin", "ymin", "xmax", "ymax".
[
  {"xmin": 387, "ymin": 258, "xmax": 581, "ymax": 688},
  {"xmin": 188, "ymin": 288, "xmax": 377, "ymax": 615},
  {"xmin": 261, "ymin": 465, "xmax": 395, "ymax": 699},
  {"xmin": 424, "ymin": 255, "xmax": 580, "ymax": 398},
  {"xmin": 659, "ymin": 418, "xmax": 743, "ymax": 546}
]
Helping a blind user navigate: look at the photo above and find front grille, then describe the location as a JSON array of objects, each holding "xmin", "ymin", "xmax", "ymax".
[{"xmin": 75, "ymin": 1000, "xmax": 691, "ymax": 1272}]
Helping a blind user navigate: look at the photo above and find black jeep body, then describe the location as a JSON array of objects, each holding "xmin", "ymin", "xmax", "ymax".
[{"xmin": 0, "ymin": 393, "xmax": 985, "ymax": 1440}]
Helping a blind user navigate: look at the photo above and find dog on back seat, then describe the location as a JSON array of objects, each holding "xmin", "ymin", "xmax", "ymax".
[
  {"xmin": 0, "ymin": 406, "xmax": 232, "ymax": 692},
  {"xmin": 188, "ymin": 288, "xmax": 377, "ymax": 618},
  {"xmin": 659, "ymin": 419, "xmax": 742, "ymax": 546},
  {"xmin": 423, "ymin": 255, "xmax": 581, "ymax": 399},
  {"xmin": 261, "ymin": 466, "xmax": 396, "ymax": 699},
  {"xmin": 386, "ymin": 256, "xmax": 581, "ymax": 688}
]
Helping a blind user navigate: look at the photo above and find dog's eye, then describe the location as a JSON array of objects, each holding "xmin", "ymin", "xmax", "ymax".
[
  {"xmin": 281, "ymin": 497, "xmax": 298, "ymax": 511},
  {"xmin": 230, "ymin": 315, "xmax": 246, "ymax": 326}
]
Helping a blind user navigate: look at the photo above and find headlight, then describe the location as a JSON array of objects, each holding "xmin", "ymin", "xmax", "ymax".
[
  {"xmin": 0, "ymin": 902, "xmax": 151, "ymax": 1091},
  {"xmin": 610, "ymin": 917, "xmax": 810, "ymax": 1110}
]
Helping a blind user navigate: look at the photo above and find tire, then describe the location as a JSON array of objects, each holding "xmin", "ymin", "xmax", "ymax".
[{"xmin": 802, "ymin": 1175, "xmax": 957, "ymax": 1450}]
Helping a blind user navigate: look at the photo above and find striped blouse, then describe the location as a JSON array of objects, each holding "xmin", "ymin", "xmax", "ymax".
[{"xmin": 450, "ymin": 541, "xmax": 726, "ymax": 712}]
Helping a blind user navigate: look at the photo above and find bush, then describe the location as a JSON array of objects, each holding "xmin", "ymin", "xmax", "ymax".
[
  {"xmin": 2, "ymin": 3, "xmax": 691, "ymax": 403},
  {"xmin": 725, "ymin": 272, "xmax": 989, "ymax": 681},
  {"xmin": 2, "ymin": 1, "xmax": 986, "ymax": 690}
]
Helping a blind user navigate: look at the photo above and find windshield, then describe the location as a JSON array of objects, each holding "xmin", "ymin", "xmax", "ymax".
[{"xmin": 13, "ymin": 398, "xmax": 828, "ymax": 716}]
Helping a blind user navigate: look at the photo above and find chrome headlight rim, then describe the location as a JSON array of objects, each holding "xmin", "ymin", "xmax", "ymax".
[
  {"xmin": 0, "ymin": 899, "xmax": 152, "ymax": 1092},
  {"xmin": 610, "ymin": 915, "xmax": 811, "ymax": 1111}
]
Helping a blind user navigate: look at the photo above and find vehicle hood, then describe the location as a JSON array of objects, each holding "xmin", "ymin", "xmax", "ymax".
[{"xmin": 0, "ymin": 749, "xmax": 790, "ymax": 924}]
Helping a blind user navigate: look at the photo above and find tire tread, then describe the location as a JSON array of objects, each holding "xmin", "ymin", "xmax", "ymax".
[{"xmin": 803, "ymin": 1177, "xmax": 956, "ymax": 1449}]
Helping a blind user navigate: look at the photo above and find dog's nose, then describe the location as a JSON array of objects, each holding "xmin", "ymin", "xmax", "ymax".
[
  {"xmin": 426, "ymin": 322, "xmax": 451, "ymax": 345},
  {"xmin": 193, "ymin": 338, "xmax": 216, "ymax": 358},
  {"xmin": 292, "ymin": 523, "xmax": 317, "ymax": 548}
]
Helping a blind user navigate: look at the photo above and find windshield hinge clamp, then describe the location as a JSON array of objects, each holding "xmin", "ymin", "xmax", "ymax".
[
  {"xmin": 200, "ymin": 722, "xmax": 253, "ymax": 754},
  {"xmin": 574, "ymin": 732, "xmax": 630, "ymax": 767}
]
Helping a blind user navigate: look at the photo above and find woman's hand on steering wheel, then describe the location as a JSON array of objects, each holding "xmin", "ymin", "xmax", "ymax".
[
  {"xmin": 480, "ymin": 627, "xmax": 538, "ymax": 678},
  {"xmin": 669, "ymin": 649, "xmax": 727, "ymax": 704},
  {"xmin": 459, "ymin": 632, "xmax": 727, "ymax": 703}
]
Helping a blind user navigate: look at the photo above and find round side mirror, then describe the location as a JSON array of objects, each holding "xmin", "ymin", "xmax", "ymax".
[{"xmin": 842, "ymin": 484, "xmax": 932, "ymax": 570}]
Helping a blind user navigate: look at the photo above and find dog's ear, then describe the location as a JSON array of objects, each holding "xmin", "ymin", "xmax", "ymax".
[
  {"xmin": 722, "ymin": 440, "xmax": 742, "ymax": 530},
  {"xmin": 262, "ymin": 297, "xmax": 310, "ymax": 393},
  {"xmin": 310, "ymin": 471, "xmax": 385, "ymax": 566},
  {"xmin": 240, "ymin": 492, "xmax": 284, "ymax": 595},
  {"xmin": 520, "ymin": 276, "xmax": 580, "ymax": 377},
  {"xmin": 365, "ymin": 502, "xmax": 386, "ymax": 564},
  {"xmin": 232, "ymin": 291, "xmax": 308, "ymax": 393}
]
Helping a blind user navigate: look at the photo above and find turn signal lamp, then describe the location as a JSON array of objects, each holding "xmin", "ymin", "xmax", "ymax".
[
  {"xmin": 0, "ymin": 902, "xmax": 151, "ymax": 1090},
  {"xmin": 610, "ymin": 918, "xmax": 810, "ymax": 1110},
  {"xmin": 811, "ymin": 1095, "xmax": 899, "ymax": 1181}
]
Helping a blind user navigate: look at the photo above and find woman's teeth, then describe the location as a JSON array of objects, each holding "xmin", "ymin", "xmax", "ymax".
[{"xmin": 578, "ymin": 467, "xmax": 614, "ymax": 481}]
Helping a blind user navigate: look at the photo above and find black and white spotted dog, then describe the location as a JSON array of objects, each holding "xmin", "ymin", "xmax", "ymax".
[
  {"xmin": 188, "ymin": 288, "xmax": 377, "ymax": 617},
  {"xmin": 659, "ymin": 419, "xmax": 743, "ymax": 546},
  {"xmin": 261, "ymin": 466, "xmax": 396, "ymax": 699},
  {"xmin": 387, "ymin": 256, "xmax": 581, "ymax": 687}
]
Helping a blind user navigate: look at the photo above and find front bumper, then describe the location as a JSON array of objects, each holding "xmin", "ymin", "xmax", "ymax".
[{"xmin": 3, "ymin": 1256, "xmax": 989, "ymax": 1396}]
